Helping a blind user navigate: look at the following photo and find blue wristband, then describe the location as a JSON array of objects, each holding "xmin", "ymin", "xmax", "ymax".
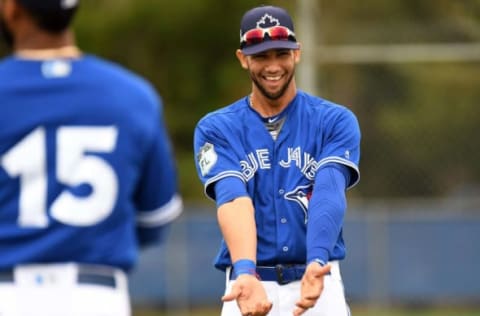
[
  {"xmin": 308, "ymin": 258, "xmax": 331, "ymax": 275},
  {"xmin": 233, "ymin": 259, "xmax": 257, "ymax": 278},
  {"xmin": 308, "ymin": 258, "xmax": 326, "ymax": 266}
]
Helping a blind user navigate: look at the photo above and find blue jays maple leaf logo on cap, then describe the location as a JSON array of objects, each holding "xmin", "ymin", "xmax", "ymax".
[
  {"xmin": 239, "ymin": 5, "xmax": 300, "ymax": 55},
  {"xmin": 256, "ymin": 14, "xmax": 280, "ymax": 28}
]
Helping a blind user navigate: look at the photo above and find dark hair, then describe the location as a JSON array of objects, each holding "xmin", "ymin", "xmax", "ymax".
[{"xmin": 22, "ymin": 5, "xmax": 78, "ymax": 34}]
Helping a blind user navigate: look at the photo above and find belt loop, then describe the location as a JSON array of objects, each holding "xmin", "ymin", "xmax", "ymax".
[
  {"xmin": 295, "ymin": 266, "xmax": 304, "ymax": 280},
  {"xmin": 275, "ymin": 264, "xmax": 291, "ymax": 285}
]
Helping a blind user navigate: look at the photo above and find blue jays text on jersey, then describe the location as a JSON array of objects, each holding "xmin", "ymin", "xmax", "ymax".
[
  {"xmin": 194, "ymin": 90, "xmax": 360, "ymax": 270},
  {"xmin": 0, "ymin": 55, "xmax": 182, "ymax": 272}
]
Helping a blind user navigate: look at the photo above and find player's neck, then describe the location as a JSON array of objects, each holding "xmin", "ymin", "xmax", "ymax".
[
  {"xmin": 14, "ymin": 30, "xmax": 81, "ymax": 60},
  {"xmin": 15, "ymin": 45, "xmax": 82, "ymax": 59},
  {"xmin": 249, "ymin": 91, "xmax": 296, "ymax": 118}
]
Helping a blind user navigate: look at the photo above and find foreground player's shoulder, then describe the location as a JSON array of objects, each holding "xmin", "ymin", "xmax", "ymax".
[
  {"xmin": 0, "ymin": 57, "xmax": 14, "ymax": 90},
  {"xmin": 0, "ymin": 56, "xmax": 10, "ymax": 71},
  {"xmin": 82, "ymin": 55, "xmax": 160, "ymax": 106},
  {"xmin": 0, "ymin": 56, "xmax": 26, "ymax": 80}
]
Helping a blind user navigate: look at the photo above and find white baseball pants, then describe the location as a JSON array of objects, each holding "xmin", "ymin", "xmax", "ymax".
[
  {"xmin": 0, "ymin": 263, "xmax": 131, "ymax": 316},
  {"xmin": 221, "ymin": 261, "xmax": 351, "ymax": 316}
]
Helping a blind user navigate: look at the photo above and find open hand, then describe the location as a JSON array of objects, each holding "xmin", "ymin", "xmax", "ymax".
[
  {"xmin": 222, "ymin": 274, "xmax": 272, "ymax": 316},
  {"xmin": 293, "ymin": 263, "xmax": 331, "ymax": 316}
]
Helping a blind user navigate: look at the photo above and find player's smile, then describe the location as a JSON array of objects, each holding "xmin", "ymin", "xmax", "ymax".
[
  {"xmin": 253, "ymin": 68, "xmax": 294, "ymax": 100},
  {"xmin": 239, "ymin": 48, "xmax": 300, "ymax": 101},
  {"xmin": 263, "ymin": 74, "xmax": 284, "ymax": 85},
  {"xmin": 265, "ymin": 75, "xmax": 282, "ymax": 81},
  {"xmin": 262, "ymin": 73, "xmax": 284, "ymax": 89}
]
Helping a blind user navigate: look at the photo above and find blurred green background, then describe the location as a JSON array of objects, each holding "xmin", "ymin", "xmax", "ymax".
[{"xmin": 3, "ymin": 0, "xmax": 476, "ymax": 203}]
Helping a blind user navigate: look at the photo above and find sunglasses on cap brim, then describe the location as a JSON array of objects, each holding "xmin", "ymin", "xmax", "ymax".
[{"xmin": 240, "ymin": 26, "xmax": 296, "ymax": 47}]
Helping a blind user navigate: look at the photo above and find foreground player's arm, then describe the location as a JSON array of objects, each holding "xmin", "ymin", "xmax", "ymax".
[{"xmin": 135, "ymin": 96, "xmax": 183, "ymax": 247}]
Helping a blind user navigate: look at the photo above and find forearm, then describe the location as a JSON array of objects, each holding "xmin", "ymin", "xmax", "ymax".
[
  {"xmin": 307, "ymin": 164, "xmax": 348, "ymax": 264},
  {"xmin": 217, "ymin": 196, "xmax": 257, "ymax": 263}
]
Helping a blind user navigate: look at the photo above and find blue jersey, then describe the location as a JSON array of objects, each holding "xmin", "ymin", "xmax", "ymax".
[
  {"xmin": 0, "ymin": 55, "xmax": 182, "ymax": 272},
  {"xmin": 194, "ymin": 90, "xmax": 360, "ymax": 270}
]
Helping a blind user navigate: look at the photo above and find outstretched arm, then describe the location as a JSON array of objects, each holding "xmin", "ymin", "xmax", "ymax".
[
  {"xmin": 218, "ymin": 196, "xmax": 272, "ymax": 316},
  {"xmin": 294, "ymin": 164, "xmax": 349, "ymax": 315}
]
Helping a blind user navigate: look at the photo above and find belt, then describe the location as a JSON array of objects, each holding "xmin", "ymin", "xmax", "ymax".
[
  {"xmin": 230, "ymin": 264, "xmax": 306, "ymax": 285},
  {"xmin": 0, "ymin": 266, "xmax": 117, "ymax": 288}
]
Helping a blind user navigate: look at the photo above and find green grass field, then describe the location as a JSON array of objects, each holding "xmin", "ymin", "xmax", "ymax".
[{"xmin": 133, "ymin": 306, "xmax": 480, "ymax": 316}]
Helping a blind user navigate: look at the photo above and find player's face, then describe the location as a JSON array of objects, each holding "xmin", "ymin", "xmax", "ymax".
[{"xmin": 240, "ymin": 48, "xmax": 300, "ymax": 101}]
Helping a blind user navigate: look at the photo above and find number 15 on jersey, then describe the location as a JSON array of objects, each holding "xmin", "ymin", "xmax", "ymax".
[{"xmin": 1, "ymin": 126, "xmax": 119, "ymax": 228}]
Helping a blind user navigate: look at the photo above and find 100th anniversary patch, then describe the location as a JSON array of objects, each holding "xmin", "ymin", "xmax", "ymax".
[{"xmin": 197, "ymin": 142, "xmax": 218, "ymax": 176}]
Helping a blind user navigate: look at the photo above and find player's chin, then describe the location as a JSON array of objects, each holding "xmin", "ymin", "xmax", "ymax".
[
  {"xmin": 253, "ymin": 76, "xmax": 287, "ymax": 100},
  {"xmin": 265, "ymin": 84, "xmax": 289, "ymax": 99},
  {"xmin": 264, "ymin": 84, "xmax": 283, "ymax": 96}
]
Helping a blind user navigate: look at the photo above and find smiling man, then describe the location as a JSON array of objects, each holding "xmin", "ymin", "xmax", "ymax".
[{"xmin": 193, "ymin": 5, "xmax": 361, "ymax": 316}]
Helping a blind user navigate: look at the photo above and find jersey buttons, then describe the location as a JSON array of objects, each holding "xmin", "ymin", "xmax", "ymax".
[{"xmin": 280, "ymin": 218, "xmax": 287, "ymax": 224}]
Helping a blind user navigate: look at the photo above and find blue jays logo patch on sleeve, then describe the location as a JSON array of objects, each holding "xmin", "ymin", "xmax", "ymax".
[{"xmin": 197, "ymin": 142, "xmax": 217, "ymax": 176}]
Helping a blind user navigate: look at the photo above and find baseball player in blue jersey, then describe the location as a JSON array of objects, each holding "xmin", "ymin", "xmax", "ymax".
[
  {"xmin": 0, "ymin": 0, "xmax": 183, "ymax": 315},
  {"xmin": 194, "ymin": 5, "xmax": 360, "ymax": 316}
]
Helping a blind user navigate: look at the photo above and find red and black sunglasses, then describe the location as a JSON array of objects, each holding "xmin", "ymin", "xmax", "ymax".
[{"xmin": 240, "ymin": 25, "xmax": 296, "ymax": 47}]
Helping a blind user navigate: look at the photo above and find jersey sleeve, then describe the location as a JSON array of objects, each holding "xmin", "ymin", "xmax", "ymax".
[
  {"xmin": 134, "ymin": 96, "xmax": 183, "ymax": 246},
  {"xmin": 307, "ymin": 164, "xmax": 348, "ymax": 264},
  {"xmin": 318, "ymin": 107, "xmax": 361, "ymax": 189},
  {"xmin": 193, "ymin": 117, "xmax": 247, "ymax": 202}
]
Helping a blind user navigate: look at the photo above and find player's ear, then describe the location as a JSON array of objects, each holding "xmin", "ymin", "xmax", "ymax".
[
  {"xmin": 236, "ymin": 49, "xmax": 249, "ymax": 69},
  {"xmin": 1, "ymin": 0, "xmax": 16, "ymax": 22},
  {"xmin": 2, "ymin": 0, "xmax": 26, "ymax": 27},
  {"xmin": 294, "ymin": 43, "xmax": 302, "ymax": 64}
]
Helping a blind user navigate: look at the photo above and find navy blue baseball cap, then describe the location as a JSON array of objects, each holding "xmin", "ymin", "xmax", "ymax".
[
  {"xmin": 16, "ymin": 0, "xmax": 79, "ymax": 12},
  {"xmin": 239, "ymin": 5, "xmax": 300, "ymax": 55}
]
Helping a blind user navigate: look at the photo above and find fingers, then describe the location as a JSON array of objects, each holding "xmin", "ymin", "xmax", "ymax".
[
  {"xmin": 319, "ymin": 263, "xmax": 331, "ymax": 275},
  {"xmin": 242, "ymin": 301, "xmax": 272, "ymax": 316},
  {"xmin": 293, "ymin": 295, "xmax": 318, "ymax": 316},
  {"xmin": 293, "ymin": 306, "xmax": 306, "ymax": 316},
  {"xmin": 240, "ymin": 301, "xmax": 272, "ymax": 316},
  {"xmin": 223, "ymin": 276, "xmax": 272, "ymax": 316},
  {"xmin": 221, "ymin": 286, "xmax": 240, "ymax": 302},
  {"xmin": 295, "ymin": 294, "xmax": 318, "ymax": 309},
  {"xmin": 293, "ymin": 263, "xmax": 330, "ymax": 315}
]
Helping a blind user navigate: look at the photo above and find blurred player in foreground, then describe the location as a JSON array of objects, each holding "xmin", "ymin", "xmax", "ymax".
[
  {"xmin": 194, "ymin": 5, "xmax": 360, "ymax": 316},
  {"xmin": 0, "ymin": 0, "xmax": 183, "ymax": 315}
]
